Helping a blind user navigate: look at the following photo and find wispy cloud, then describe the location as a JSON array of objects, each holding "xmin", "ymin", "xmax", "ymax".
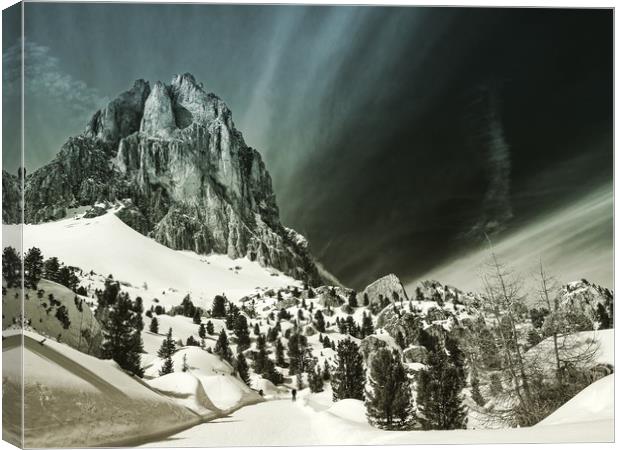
[{"xmin": 3, "ymin": 39, "xmax": 107, "ymax": 114}]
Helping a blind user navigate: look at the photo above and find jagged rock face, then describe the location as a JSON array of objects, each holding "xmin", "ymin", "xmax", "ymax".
[
  {"xmin": 20, "ymin": 73, "xmax": 322, "ymax": 285},
  {"xmin": 557, "ymin": 279, "xmax": 614, "ymax": 328},
  {"xmin": 362, "ymin": 273, "xmax": 409, "ymax": 306}
]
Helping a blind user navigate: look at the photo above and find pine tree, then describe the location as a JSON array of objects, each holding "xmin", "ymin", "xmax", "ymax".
[
  {"xmin": 159, "ymin": 355, "xmax": 174, "ymax": 376},
  {"xmin": 348, "ymin": 291, "xmax": 358, "ymax": 308},
  {"xmin": 234, "ymin": 314, "xmax": 251, "ymax": 352},
  {"xmin": 361, "ymin": 312, "xmax": 374, "ymax": 337},
  {"xmin": 262, "ymin": 357, "xmax": 284, "ymax": 385},
  {"xmin": 102, "ymin": 292, "xmax": 145, "ymax": 377},
  {"xmin": 287, "ymin": 333, "xmax": 308, "ymax": 375},
  {"xmin": 206, "ymin": 320, "xmax": 215, "ymax": 335},
  {"xmin": 226, "ymin": 303, "xmax": 240, "ymax": 329},
  {"xmin": 150, "ymin": 316, "xmax": 159, "ymax": 334},
  {"xmin": 365, "ymin": 348, "xmax": 415, "ymax": 430},
  {"xmin": 198, "ymin": 323, "xmax": 207, "ymax": 339},
  {"xmin": 332, "ymin": 338, "xmax": 366, "ymax": 401},
  {"xmin": 416, "ymin": 340, "xmax": 467, "ymax": 430},
  {"xmin": 254, "ymin": 334, "xmax": 268, "ymax": 373},
  {"xmin": 24, "ymin": 247, "xmax": 44, "ymax": 289},
  {"xmin": 158, "ymin": 328, "xmax": 177, "ymax": 359},
  {"xmin": 309, "ymin": 367, "xmax": 324, "ymax": 393},
  {"xmin": 182, "ymin": 354, "xmax": 189, "ymax": 372},
  {"xmin": 322, "ymin": 360, "xmax": 331, "ymax": 380},
  {"xmin": 235, "ymin": 351, "xmax": 251, "ymax": 386},
  {"xmin": 253, "ymin": 323, "xmax": 261, "ymax": 335},
  {"xmin": 214, "ymin": 329, "xmax": 233, "ymax": 363},
  {"xmin": 43, "ymin": 256, "xmax": 60, "ymax": 282},
  {"xmin": 2, "ymin": 246, "xmax": 21, "ymax": 288},
  {"xmin": 314, "ymin": 309, "xmax": 326, "ymax": 333},
  {"xmin": 211, "ymin": 295, "xmax": 227, "ymax": 317},
  {"xmin": 193, "ymin": 309, "xmax": 202, "ymax": 324},
  {"xmin": 363, "ymin": 293, "xmax": 370, "ymax": 307},
  {"xmin": 275, "ymin": 338, "xmax": 286, "ymax": 367}
]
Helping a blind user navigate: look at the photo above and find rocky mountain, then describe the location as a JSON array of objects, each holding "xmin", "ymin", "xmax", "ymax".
[{"xmin": 7, "ymin": 73, "xmax": 323, "ymax": 285}]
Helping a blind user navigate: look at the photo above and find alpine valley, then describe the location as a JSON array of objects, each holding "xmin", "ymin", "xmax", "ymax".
[{"xmin": 2, "ymin": 74, "xmax": 614, "ymax": 447}]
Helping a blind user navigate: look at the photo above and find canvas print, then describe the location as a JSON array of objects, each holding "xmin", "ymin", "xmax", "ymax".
[{"xmin": 1, "ymin": 2, "xmax": 614, "ymax": 448}]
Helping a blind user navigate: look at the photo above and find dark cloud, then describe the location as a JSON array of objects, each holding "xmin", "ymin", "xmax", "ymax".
[{"xmin": 8, "ymin": 5, "xmax": 613, "ymax": 289}]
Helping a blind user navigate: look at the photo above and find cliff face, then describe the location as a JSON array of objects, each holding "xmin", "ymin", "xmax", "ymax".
[{"xmin": 19, "ymin": 73, "xmax": 322, "ymax": 285}]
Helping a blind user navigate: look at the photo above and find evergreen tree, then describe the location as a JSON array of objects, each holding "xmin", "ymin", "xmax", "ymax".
[
  {"xmin": 314, "ymin": 309, "xmax": 326, "ymax": 333},
  {"xmin": 348, "ymin": 291, "xmax": 358, "ymax": 308},
  {"xmin": 365, "ymin": 348, "xmax": 415, "ymax": 430},
  {"xmin": 416, "ymin": 340, "xmax": 467, "ymax": 430},
  {"xmin": 57, "ymin": 266, "xmax": 80, "ymax": 291},
  {"xmin": 361, "ymin": 312, "xmax": 374, "ymax": 338},
  {"xmin": 322, "ymin": 335, "xmax": 332, "ymax": 349},
  {"xmin": 262, "ymin": 357, "xmax": 284, "ymax": 385},
  {"xmin": 181, "ymin": 294, "xmax": 196, "ymax": 317},
  {"xmin": 254, "ymin": 334, "xmax": 268, "ymax": 373},
  {"xmin": 159, "ymin": 355, "xmax": 174, "ymax": 376},
  {"xmin": 193, "ymin": 309, "xmax": 202, "ymax": 324},
  {"xmin": 254, "ymin": 323, "xmax": 261, "ymax": 335},
  {"xmin": 234, "ymin": 314, "xmax": 251, "ymax": 351},
  {"xmin": 332, "ymin": 338, "xmax": 366, "ymax": 401},
  {"xmin": 226, "ymin": 303, "xmax": 240, "ymax": 329},
  {"xmin": 445, "ymin": 336, "xmax": 466, "ymax": 389},
  {"xmin": 43, "ymin": 256, "xmax": 60, "ymax": 282},
  {"xmin": 182, "ymin": 354, "xmax": 189, "ymax": 372},
  {"xmin": 158, "ymin": 328, "xmax": 177, "ymax": 359},
  {"xmin": 363, "ymin": 293, "xmax": 370, "ymax": 307},
  {"xmin": 2, "ymin": 246, "xmax": 21, "ymax": 288},
  {"xmin": 235, "ymin": 351, "xmax": 251, "ymax": 386},
  {"xmin": 150, "ymin": 316, "xmax": 159, "ymax": 334},
  {"xmin": 186, "ymin": 336, "xmax": 200, "ymax": 346},
  {"xmin": 214, "ymin": 329, "xmax": 233, "ymax": 363},
  {"xmin": 275, "ymin": 338, "xmax": 286, "ymax": 367},
  {"xmin": 309, "ymin": 367, "xmax": 324, "ymax": 393},
  {"xmin": 24, "ymin": 247, "xmax": 44, "ymax": 289},
  {"xmin": 287, "ymin": 333, "xmax": 308, "ymax": 375},
  {"xmin": 211, "ymin": 295, "xmax": 227, "ymax": 317},
  {"xmin": 102, "ymin": 292, "xmax": 144, "ymax": 377},
  {"xmin": 322, "ymin": 360, "xmax": 331, "ymax": 380},
  {"xmin": 206, "ymin": 320, "xmax": 215, "ymax": 335},
  {"xmin": 198, "ymin": 323, "xmax": 207, "ymax": 339}
]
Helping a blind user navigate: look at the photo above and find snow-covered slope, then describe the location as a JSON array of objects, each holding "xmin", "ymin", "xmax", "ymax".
[
  {"xmin": 3, "ymin": 330, "xmax": 201, "ymax": 448},
  {"xmin": 538, "ymin": 374, "xmax": 613, "ymax": 427},
  {"xmin": 15, "ymin": 211, "xmax": 299, "ymax": 307}
]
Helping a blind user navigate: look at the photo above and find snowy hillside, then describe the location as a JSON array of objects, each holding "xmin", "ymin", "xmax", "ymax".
[
  {"xmin": 16, "ymin": 210, "xmax": 299, "ymax": 309},
  {"xmin": 3, "ymin": 330, "xmax": 201, "ymax": 447}
]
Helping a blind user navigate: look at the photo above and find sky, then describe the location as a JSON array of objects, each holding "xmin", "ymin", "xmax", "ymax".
[{"xmin": 2, "ymin": 4, "xmax": 613, "ymax": 290}]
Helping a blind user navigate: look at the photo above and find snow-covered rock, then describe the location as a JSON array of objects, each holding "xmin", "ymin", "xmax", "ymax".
[{"xmin": 362, "ymin": 274, "xmax": 408, "ymax": 306}]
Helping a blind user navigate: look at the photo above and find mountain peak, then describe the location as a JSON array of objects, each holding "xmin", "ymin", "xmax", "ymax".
[{"xmin": 21, "ymin": 74, "xmax": 324, "ymax": 285}]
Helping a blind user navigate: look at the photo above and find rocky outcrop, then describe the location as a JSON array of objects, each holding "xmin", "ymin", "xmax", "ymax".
[
  {"xmin": 376, "ymin": 307, "xmax": 423, "ymax": 347},
  {"xmin": 21, "ymin": 73, "xmax": 323, "ymax": 285},
  {"xmin": 362, "ymin": 274, "xmax": 409, "ymax": 306},
  {"xmin": 403, "ymin": 345, "xmax": 429, "ymax": 364}
]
